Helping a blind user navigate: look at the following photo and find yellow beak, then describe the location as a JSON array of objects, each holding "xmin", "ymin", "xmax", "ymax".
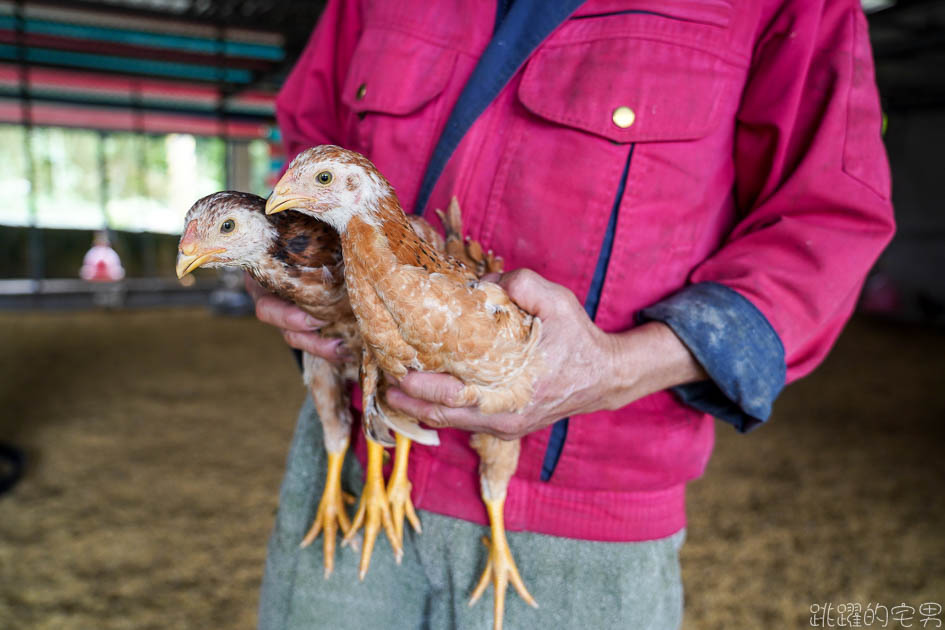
[
  {"xmin": 265, "ymin": 193, "xmax": 310, "ymax": 216},
  {"xmin": 176, "ymin": 249, "xmax": 225, "ymax": 279}
]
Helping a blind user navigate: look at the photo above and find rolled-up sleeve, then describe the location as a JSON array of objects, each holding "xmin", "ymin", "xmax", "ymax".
[{"xmin": 643, "ymin": 0, "xmax": 895, "ymax": 431}]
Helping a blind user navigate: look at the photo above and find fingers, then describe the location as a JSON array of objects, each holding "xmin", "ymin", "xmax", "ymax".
[
  {"xmin": 246, "ymin": 276, "xmax": 349, "ymax": 361},
  {"xmin": 385, "ymin": 387, "xmax": 465, "ymax": 428},
  {"xmin": 281, "ymin": 329, "xmax": 352, "ymax": 361},
  {"xmin": 247, "ymin": 272, "xmax": 328, "ymax": 331},
  {"xmin": 497, "ymin": 268, "xmax": 578, "ymax": 317},
  {"xmin": 255, "ymin": 294, "xmax": 326, "ymax": 332},
  {"xmin": 397, "ymin": 371, "xmax": 466, "ymax": 407},
  {"xmin": 384, "ymin": 387, "xmax": 527, "ymax": 440},
  {"xmin": 244, "ymin": 273, "xmax": 267, "ymax": 301}
]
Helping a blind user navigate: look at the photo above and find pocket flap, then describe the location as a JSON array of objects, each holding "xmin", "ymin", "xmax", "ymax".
[
  {"xmin": 518, "ymin": 37, "xmax": 734, "ymax": 143},
  {"xmin": 341, "ymin": 28, "xmax": 456, "ymax": 116},
  {"xmin": 571, "ymin": 1, "xmax": 733, "ymax": 28}
]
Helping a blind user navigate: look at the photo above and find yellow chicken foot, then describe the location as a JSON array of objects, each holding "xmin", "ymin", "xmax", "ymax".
[
  {"xmin": 344, "ymin": 438, "xmax": 401, "ymax": 578},
  {"xmin": 299, "ymin": 445, "xmax": 355, "ymax": 578},
  {"xmin": 387, "ymin": 433, "xmax": 422, "ymax": 549},
  {"xmin": 468, "ymin": 495, "xmax": 537, "ymax": 630}
]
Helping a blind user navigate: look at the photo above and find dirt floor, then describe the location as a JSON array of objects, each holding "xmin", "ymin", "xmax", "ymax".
[{"xmin": 0, "ymin": 308, "xmax": 942, "ymax": 629}]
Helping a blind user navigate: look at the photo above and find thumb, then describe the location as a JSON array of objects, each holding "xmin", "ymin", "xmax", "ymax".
[{"xmin": 497, "ymin": 268, "xmax": 560, "ymax": 316}]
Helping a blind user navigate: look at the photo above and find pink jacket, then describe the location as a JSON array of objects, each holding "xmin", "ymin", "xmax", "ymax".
[{"xmin": 276, "ymin": 0, "xmax": 894, "ymax": 541}]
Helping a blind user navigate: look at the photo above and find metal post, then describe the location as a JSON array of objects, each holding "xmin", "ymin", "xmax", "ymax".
[
  {"xmin": 217, "ymin": 22, "xmax": 231, "ymax": 189},
  {"xmin": 132, "ymin": 82, "xmax": 157, "ymax": 277},
  {"xmin": 98, "ymin": 130, "xmax": 111, "ymax": 235}
]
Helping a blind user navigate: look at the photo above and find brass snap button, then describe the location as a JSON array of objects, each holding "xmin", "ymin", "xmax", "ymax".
[
  {"xmin": 612, "ymin": 106, "xmax": 635, "ymax": 129},
  {"xmin": 356, "ymin": 83, "xmax": 367, "ymax": 100}
]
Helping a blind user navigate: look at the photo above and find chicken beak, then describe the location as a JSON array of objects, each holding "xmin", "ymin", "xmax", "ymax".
[
  {"xmin": 265, "ymin": 192, "xmax": 310, "ymax": 216},
  {"xmin": 176, "ymin": 249, "xmax": 225, "ymax": 279}
]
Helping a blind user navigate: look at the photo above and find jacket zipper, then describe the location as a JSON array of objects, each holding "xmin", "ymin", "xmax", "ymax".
[{"xmin": 540, "ymin": 144, "xmax": 635, "ymax": 482}]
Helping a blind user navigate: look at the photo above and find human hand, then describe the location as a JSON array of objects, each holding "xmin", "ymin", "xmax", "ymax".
[
  {"xmin": 384, "ymin": 269, "xmax": 705, "ymax": 440},
  {"xmin": 245, "ymin": 274, "xmax": 352, "ymax": 362}
]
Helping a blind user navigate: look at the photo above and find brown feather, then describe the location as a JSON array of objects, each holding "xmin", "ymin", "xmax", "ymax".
[
  {"xmin": 377, "ymin": 196, "xmax": 475, "ymax": 282},
  {"xmin": 333, "ymin": 181, "xmax": 542, "ymax": 416},
  {"xmin": 268, "ymin": 211, "xmax": 343, "ymax": 269},
  {"xmin": 435, "ymin": 196, "xmax": 504, "ymax": 276}
]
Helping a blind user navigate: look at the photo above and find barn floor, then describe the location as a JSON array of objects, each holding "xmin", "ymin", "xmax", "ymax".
[{"xmin": 0, "ymin": 308, "xmax": 942, "ymax": 629}]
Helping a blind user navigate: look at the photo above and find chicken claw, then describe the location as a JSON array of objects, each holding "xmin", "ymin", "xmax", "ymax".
[
  {"xmin": 344, "ymin": 439, "xmax": 401, "ymax": 579},
  {"xmin": 468, "ymin": 495, "xmax": 537, "ymax": 630},
  {"xmin": 387, "ymin": 433, "xmax": 422, "ymax": 548},
  {"xmin": 299, "ymin": 447, "xmax": 355, "ymax": 578}
]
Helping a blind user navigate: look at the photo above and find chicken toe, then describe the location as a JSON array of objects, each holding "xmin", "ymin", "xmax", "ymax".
[
  {"xmin": 344, "ymin": 438, "xmax": 401, "ymax": 579},
  {"xmin": 468, "ymin": 494, "xmax": 537, "ymax": 630},
  {"xmin": 299, "ymin": 446, "xmax": 354, "ymax": 578},
  {"xmin": 386, "ymin": 433, "xmax": 422, "ymax": 548}
]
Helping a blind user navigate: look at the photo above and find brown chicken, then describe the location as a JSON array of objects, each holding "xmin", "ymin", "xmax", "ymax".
[
  {"xmin": 266, "ymin": 146, "xmax": 544, "ymax": 630},
  {"xmin": 175, "ymin": 191, "xmax": 459, "ymax": 577}
]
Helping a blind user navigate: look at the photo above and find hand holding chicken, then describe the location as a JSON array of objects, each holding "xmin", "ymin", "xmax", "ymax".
[{"xmin": 387, "ymin": 269, "xmax": 707, "ymax": 440}]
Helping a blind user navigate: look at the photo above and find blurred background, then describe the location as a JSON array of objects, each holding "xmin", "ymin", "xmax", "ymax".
[{"xmin": 0, "ymin": 1, "xmax": 942, "ymax": 629}]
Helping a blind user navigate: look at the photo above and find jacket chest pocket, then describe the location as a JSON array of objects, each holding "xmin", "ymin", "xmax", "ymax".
[
  {"xmin": 488, "ymin": 15, "xmax": 742, "ymax": 308},
  {"xmin": 340, "ymin": 27, "xmax": 457, "ymax": 210},
  {"xmin": 518, "ymin": 37, "xmax": 734, "ymax": 144}
]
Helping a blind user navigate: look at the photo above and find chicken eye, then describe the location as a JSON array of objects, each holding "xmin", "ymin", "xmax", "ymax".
[
  {"xmin": 317, "ymin": 171, "xmax": 333, "ymax": 185},
  {"xmin": 220, "ymin": 219, "xmax": 235, "ymax": 233}
]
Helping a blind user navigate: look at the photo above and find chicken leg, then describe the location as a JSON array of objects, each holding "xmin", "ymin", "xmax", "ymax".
[
  {"xmin": 298, "ymin": 352, "xmax": 356, "ymax": 578},
  {"xmin": 373, "ymin": 383, "xmax": 427, "ymax": 548},
  {"xmin": 386, "ymin": 432, "xmax": 422, "ymax": 546},
  {"xmin": 468, "ymin": 434, "xmax": 537, "ymax": 630},
  {"xmin": 344, "ymin": 349, "xmax": 402, "ymax": 578}
]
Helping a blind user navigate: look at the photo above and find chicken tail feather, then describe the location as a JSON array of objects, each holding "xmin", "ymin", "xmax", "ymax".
[{"xmin": 377, "ymin": 398, "xmax": 440, "ymax": 446}]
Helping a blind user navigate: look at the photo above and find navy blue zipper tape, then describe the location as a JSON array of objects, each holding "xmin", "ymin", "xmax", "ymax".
[
  {"xmin": 540, "ymin": 144, "xmax": 635, "ymax": 482},
  {"xmin": 413, "ymin": 0, "xmax": 585, "ymax": 215}
]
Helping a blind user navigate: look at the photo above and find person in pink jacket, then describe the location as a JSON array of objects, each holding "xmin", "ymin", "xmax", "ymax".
[{"xmin": 251, "ymin": 1, "xmax": 895, "ymax": 628}]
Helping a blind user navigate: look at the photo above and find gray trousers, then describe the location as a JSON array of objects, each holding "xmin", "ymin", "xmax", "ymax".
[{"xmin": 259, "ymin": 396, "xmax": 685, "ymax": 630}]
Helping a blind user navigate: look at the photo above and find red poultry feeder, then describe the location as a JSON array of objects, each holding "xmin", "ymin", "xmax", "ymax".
[{"xmin": 80, "ymin": 232, "xmax": 125, "ymax": 283}]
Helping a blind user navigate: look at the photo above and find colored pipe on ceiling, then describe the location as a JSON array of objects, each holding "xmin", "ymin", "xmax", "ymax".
[
  {"xmin": 0, "ymin": 98, "xmax": 270, "ymax": 138},
  {"xmin": 0, "ymin": 63, "xmax": 275, "ymax": 113},
  {"xmin": 0, "ymin": 44, "xmax": 253, "ymax": 82},
  {"xmin": 0, "ymin": 30, "xmax": 275, "ymax": 70},
  {"xmin": 0, "ymin": 14, "xmax": 284, "ymax": 60}
]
